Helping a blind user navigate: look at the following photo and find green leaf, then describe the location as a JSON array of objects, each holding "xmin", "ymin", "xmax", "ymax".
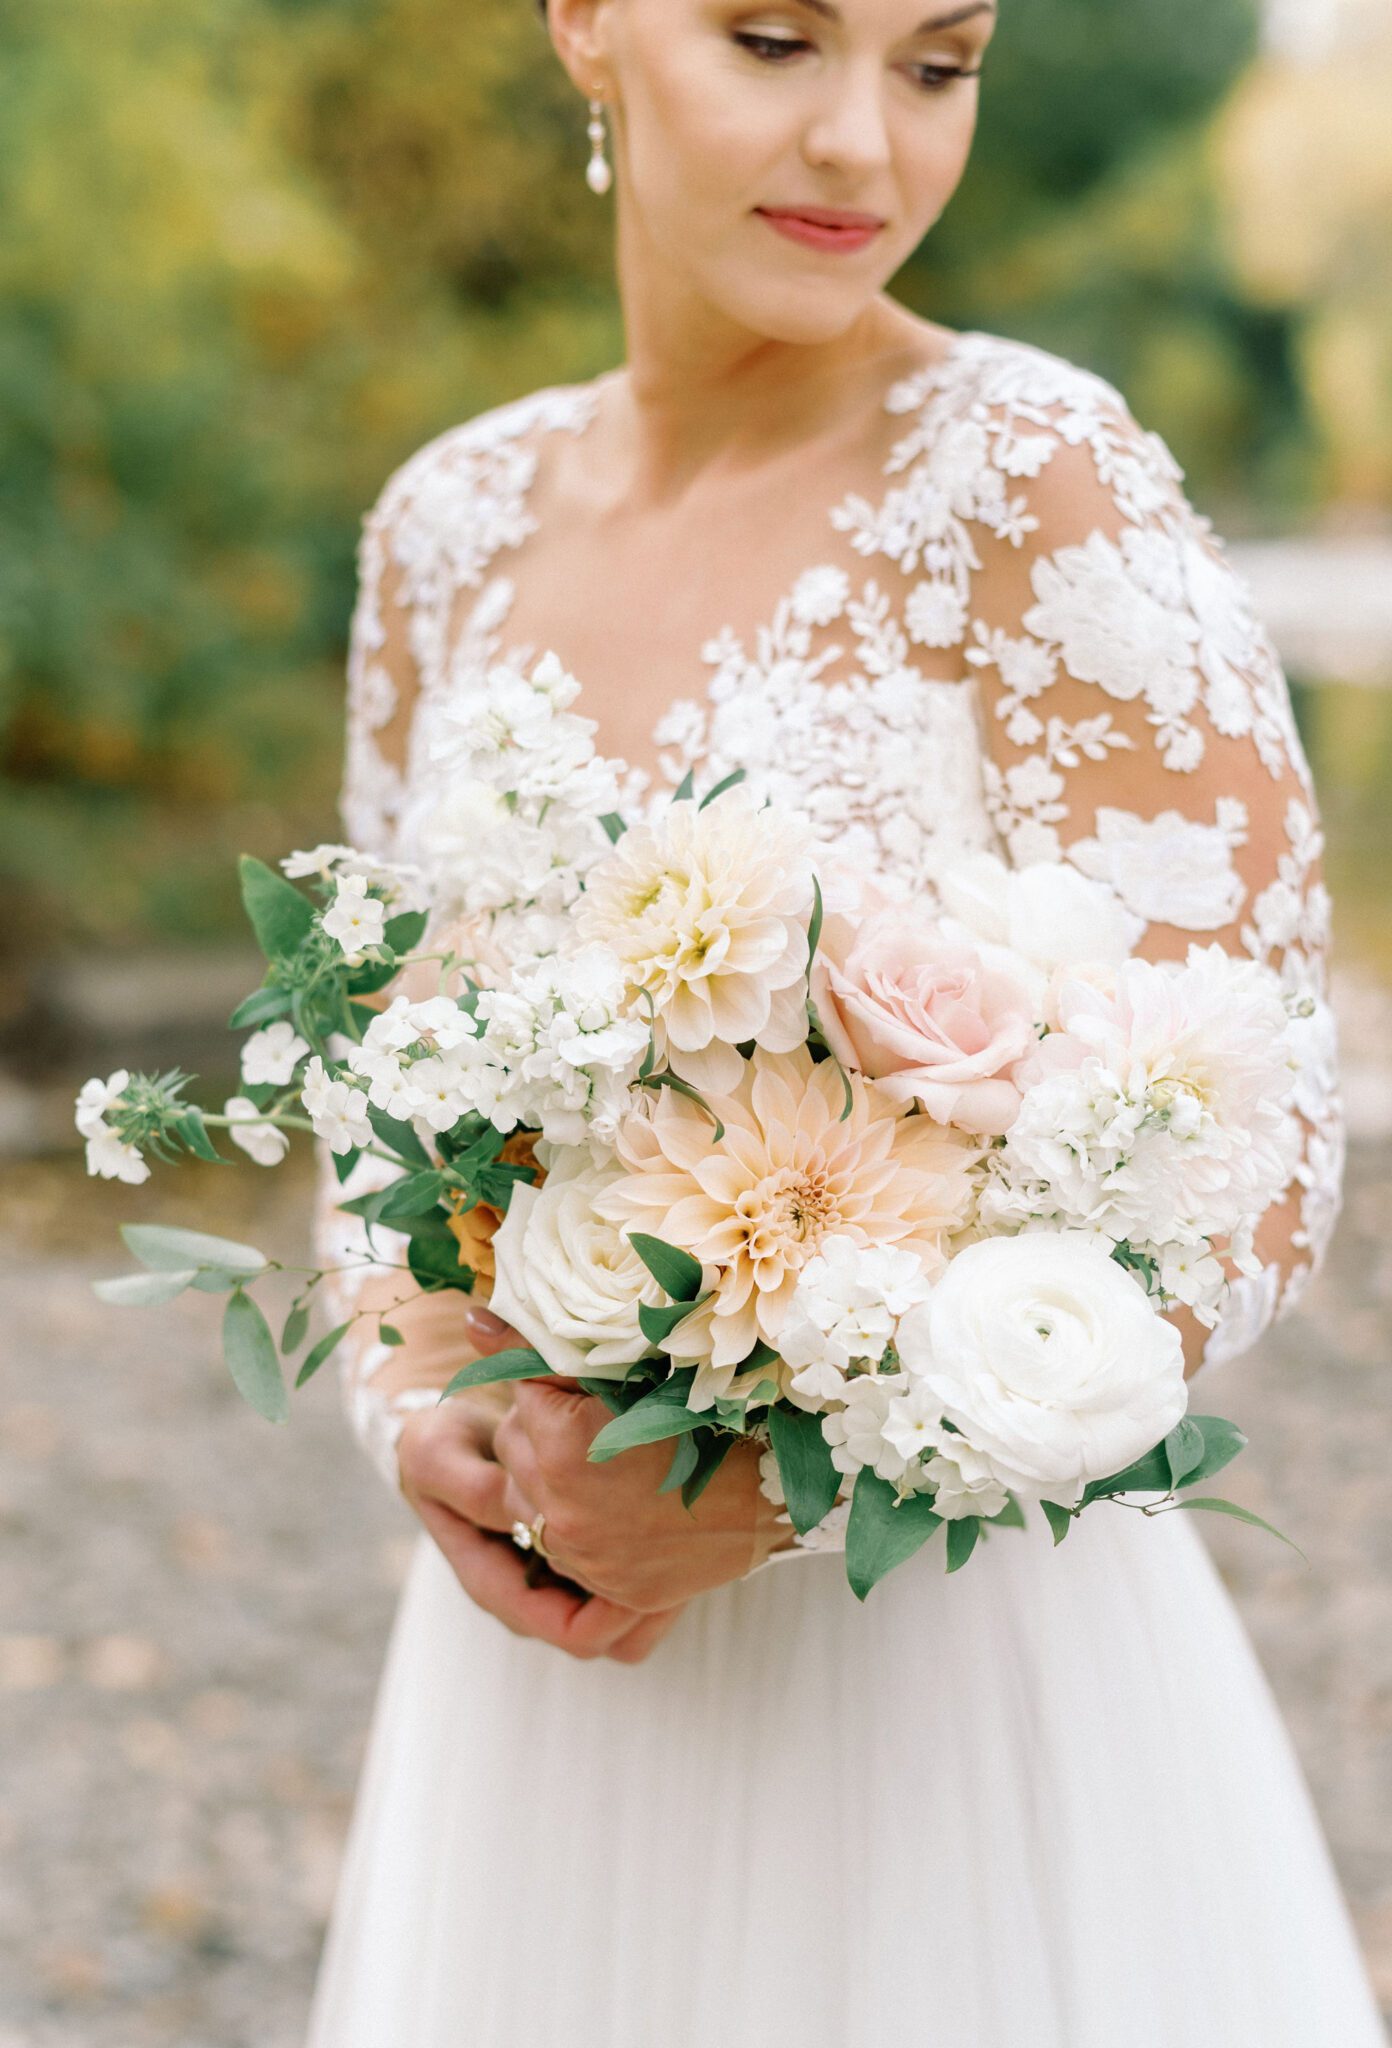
[
  {"xmin": 384, "ymin": 908, "xmax": 428, "ymax": 954},
  {"xmin": 634, "ymin": 1071, "xmax": 726, "ymax": 1142},
  {"xmin": 599, "ymin": 811, "xmax": 627, "ymax": 844},
  {"xmin": 577, "ymin": 1377, "xmax": 630, "ymax": 1414},
  {"xmin": 407, "ymin": 1229, "xmax": 468, "ymax": 1292},
  {"xmin": 1174, "ymin": 1414, "xmax": 1248, "ymax": 1490},
  {"xmin": 379, "ymin": 1323, "xmax": 405, "ymax": 1346},
  {"xmin": 122, "ymin": 1223, "xmax": 267, "ymax": 1277},
  {"xmin": 681, "ymin": 1431, "xmax": 733, "ymax": 1510},
  {"xmin": 239, "ymin": 854, "xmax": 315, "ymax": 963},
  {"xmin": 441, "ymin": 1349, "xmax": 554, "ymax": 1397},
  {"xmin": 945, "ymin": 1515, "xmax": 982, "ymax": 1572},
  {"xmin": 296, "ymin": 1321, "xmax": 351, "ymax": 1388},
  {"xmin": 767, "ymin": 1404, "xmax": 842, "ymax": 1536},
  {"xmin": 587, "ymin": 1378, "xmax": 704, "ymax": 1463},
  {"xmin": 1079, "ymin": 1441, "xmax": 1173, "ymax": 1506},
  {"xmin": 228, "ymin": 984, "xmax": 293, "ymax": 1031},
  {"xmin": 331, "ymin": 1144, "xmax": 363, "ymax": 1184},
  {"xmin": 637, "ymin": 1292, "xmax": 711, "ymax": 1345},
  {"xmin": 93, "ymin": 1267, "xmax": 200, "ymax": 1308},
  {"xmin": 845, "ymin": 1470, "xmax": 943, "ymax": 1600},
  {"xmin": 1170, "ymin": 1497, "xmax": 1308, "ymax": 1561},
  {"xmin": 627, "ymin": 1233, "xmax": 704, "ymax": 1303},
  {"xmin": 983, "ymin": 1492, "xmax": 1027, "ymax": 1530},
  {"xmin": 1164, "ymin": 1416, "xmax": 1207, "ymax": 1490},
  {"xmin": 698, "ymin": 767, "xmax": 748, "ymax": 810},
  {"xmin": 806, "ymin": 871, "xmax": 824, "ymax": 968},
  {"xmin": 188, "ymin": 1269, "xmax": 240, "ymax": 1294},
  {"xmin": 367, "ymin": 1107, "xmax": 432, "ymax": 1169},
  {"xmin": 659, "ymin": 1434, "xmax": 702, "ymax": 1493},
  {"xmin": 173, "ymin": 1107, "xmax": 227, "ymax": 1165},
  {"xmin": 672, "ymin": 768, "xmax": 696, "ymax": 804},
  {"xmin": 222, "ymin": 1289, "xmax": 290, "ymax": 1423},
  {"xmin": 281, "ymin": 1301, "xmax": 310, "ymax": 1355},
  {"xmin": 1040, "ymin": 1499, "xmax": 1075, "ymax": 1545},
  {"xmin": 376, "ymin": 1172, "xmax": 447, "ymax": 1222}
]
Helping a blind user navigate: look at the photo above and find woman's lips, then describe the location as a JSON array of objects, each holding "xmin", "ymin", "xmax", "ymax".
[{"xmin": 755, "ymin": 207, "xmax": 885, "ymax": 253}]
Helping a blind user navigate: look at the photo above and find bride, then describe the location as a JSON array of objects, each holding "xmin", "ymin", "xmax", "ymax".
[{"xmin": 305, "ymin": 0, "xmax": 1386, "ymax": 2040}]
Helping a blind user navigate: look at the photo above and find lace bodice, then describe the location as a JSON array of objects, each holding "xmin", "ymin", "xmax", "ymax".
[{"xmin": 313, "ymin": 326, "xmax": 1346, "ymax": 1520}]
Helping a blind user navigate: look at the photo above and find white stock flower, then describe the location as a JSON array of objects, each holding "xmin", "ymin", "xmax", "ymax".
[
  {"xmin": 895, "ymin": 1233, "xmax": 1187, "ymax": 1508},
  {"xmin": 321, "ymin": 872, "xmax": 388, "ymax": 960},
  {"xmin": 576, "ymin": 784, "xmax": 817, "ymax": 1093},
  {"xmin": 75, "ymin": 1069, "xmax": 131, "ymax": 1139},
  {"xmin": 223, "ymin": 1096, "xmax": 290, "ymax": 1167},
  {"xmin": 240, "ymin": 1021, "xmax": 311, "ymax": 1088},
  {"xmin": 488, "ymin": 1149, "xmax": 664, "ymax": 1378},
  {"xmin": 780, "ymin": 1235, "xmax": 932, "ymax": 1410}
]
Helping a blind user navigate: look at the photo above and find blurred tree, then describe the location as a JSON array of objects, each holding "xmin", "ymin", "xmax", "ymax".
[{"xmin": 0, "ymin": 0, "xmax": 1307, "ymax": 982}]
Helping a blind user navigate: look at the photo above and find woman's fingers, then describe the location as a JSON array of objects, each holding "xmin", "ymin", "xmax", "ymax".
[
  {"xmin": 603, "ymin": 1606, "xmax": 688, "ymax": 1664},
  {"xmin": 461, "ymin": 1305, "xmax": 522, "ymax": 1354},
  {"xmin": 414, "ymin": 1497, "xmax": 652, "ymax": 1660}
]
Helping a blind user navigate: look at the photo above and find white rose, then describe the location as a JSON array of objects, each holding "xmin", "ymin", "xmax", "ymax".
[
  {"xmin": 895, "ymin": 1233, "xmax": 1187, "ymax": 1508},
  {"xmin": 488, "ymin": 1151, "xmax": 664, "ymax": 1378}
]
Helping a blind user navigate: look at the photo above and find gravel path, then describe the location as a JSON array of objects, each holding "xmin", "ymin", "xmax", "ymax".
[{"xmin": 2, "ymin": 1117, "xmax": 1389, "ymax": 2045}]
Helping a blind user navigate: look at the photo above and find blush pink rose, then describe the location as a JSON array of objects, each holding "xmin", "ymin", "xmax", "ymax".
[{"xmin": 810, "ymin": 901, "xmax": 1038, "ymax": 1135}]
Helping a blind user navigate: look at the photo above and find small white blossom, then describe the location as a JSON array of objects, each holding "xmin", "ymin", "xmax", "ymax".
[
  {"xmin": 280, "ymin": 843, "xmax": 358, "ymax": 880},
  {"xmin": 74, "ymin": 1069, "xmax": 131, "ymax": 1140},
  {"xmin": 84, "ymin": 1124, "xmax": 150, "ymax": 1185},
  {"xmin": 821, "ymin": 1373, "xmax": 911, "ymax": 1484},
  {"xmin": 301, "ymin": 1056, "xmax": 373, "ymax": 1155},
  {"xmin": 781, "ymin": 1236, "xmax": 933, "ymax": 1410},
  {"xmin": 240, "ymin": 1020, "xmax": 311, "ymax": 1088},
  {"xmin": 321, "ymin": 873, "xmax": 388, "ymax": 960},
  {"xmin": 223, "ymin": 1096, "xmax": 290, "ymax": 1167}
]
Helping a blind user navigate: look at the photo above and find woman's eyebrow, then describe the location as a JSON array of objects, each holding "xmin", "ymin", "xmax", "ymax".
[{"xmin": 793, "ymin": 0, "xmax": 997, "ymax": 28}]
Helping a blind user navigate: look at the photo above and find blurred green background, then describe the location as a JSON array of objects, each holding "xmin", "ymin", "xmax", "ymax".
[{"xmin": 1, "ymin": 0, "xmax": 1389, "ymax": 1067}]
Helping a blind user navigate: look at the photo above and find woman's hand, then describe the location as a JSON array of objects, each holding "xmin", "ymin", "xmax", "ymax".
[
  {"xmin": 477, "ymin": 1314, "xmax": 794, "ymax": 1612},
  {"xmin": 397, "ymin": 1311, "xmax": 688, "ymax": 1665}
]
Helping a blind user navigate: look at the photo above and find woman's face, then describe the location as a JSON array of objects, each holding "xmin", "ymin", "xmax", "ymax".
[{"xmin": 590, "ymin": 0, "xmax": 997, "ymax": 340}]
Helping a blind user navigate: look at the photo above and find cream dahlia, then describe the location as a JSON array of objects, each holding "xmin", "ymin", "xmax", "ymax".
[
  {"xmin": 593, "ymin": 1044, "xmax": 980, "ymax": 1409},
  {"xmin": 575, "ymin": 785, "xmax": 816, "ymax": 1093}
]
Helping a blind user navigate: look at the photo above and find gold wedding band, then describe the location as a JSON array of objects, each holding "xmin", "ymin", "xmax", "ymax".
[{"xmin": 511, "ymin": 1512, "xmax": 550, "ymax": 1561}]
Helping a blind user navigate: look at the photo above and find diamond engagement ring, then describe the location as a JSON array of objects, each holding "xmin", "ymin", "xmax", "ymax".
[{"xmin": 510, "ymin": 1512, "xmax": 550, "ymax": 1561}]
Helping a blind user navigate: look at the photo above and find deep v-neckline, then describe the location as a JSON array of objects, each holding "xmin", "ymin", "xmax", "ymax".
[{"xmin": 451, "ymin": 329, "xmax": 979, "ymax": 791}]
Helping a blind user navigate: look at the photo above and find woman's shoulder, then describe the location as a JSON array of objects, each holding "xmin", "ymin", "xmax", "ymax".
[{"xmin": 359, "ymin": 376, "xmax": 606, "ymax": 561}]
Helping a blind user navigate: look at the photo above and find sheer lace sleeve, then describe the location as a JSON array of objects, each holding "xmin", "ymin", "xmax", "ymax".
[
  {"xmin": 962, "ymin": 379, "xmax": 1345, "ymax": 1375},
  {"xmin": 309, "ymin": 450, "xmax": 484, "ymax": 1491}
]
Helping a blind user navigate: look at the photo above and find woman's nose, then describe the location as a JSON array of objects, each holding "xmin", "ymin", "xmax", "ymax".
[{"xmin": 800, "ymin": 61, "xmax": 895, "ymax": 178}]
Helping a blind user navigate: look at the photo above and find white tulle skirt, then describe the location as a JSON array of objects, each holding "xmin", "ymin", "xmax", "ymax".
[{"xmin": 305, "ymin": 1501, "xmax": 1384, "ymax": 2047}]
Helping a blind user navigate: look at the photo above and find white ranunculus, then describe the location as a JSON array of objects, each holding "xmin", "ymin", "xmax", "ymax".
[
  {"xmin": 488, "ymin": 1151, "xmax": 664, "ymax": 1379},
  {"xmin": 223, "ymin": 1096, "xmax": 291, "ymax": 1167},
  {"xmin": 895, "ymin": 1233, "xmax": 1187, "ymax": 1508},
  {"xmin": 935, "ymin": 848, "xmax": 1144, "ymax": 987}
]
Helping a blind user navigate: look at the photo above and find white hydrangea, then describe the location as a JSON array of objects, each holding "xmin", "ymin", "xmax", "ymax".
[
  {"xmin": 780, "ymin": 1235, "xmax": 933, "ymax": 1410},
  {"xmin": 240, "ymin": 1020, "xmax": 311, "ymax": 1088},
  {"xmin": 464, "ymin": 944, "xmax": 651, "ymax": 1147},
  {"xmin": 821, "ymin": 1373, "xmax": 913, "ymax": 1485}
]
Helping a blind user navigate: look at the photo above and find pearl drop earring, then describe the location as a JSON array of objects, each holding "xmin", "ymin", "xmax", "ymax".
[{"xmin": 585, "ymin": 96, "xmax": 612, "ymax": 195}]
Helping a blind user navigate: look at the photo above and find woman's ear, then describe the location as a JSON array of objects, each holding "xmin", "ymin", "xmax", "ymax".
[{"xmin": 545, "ymin": 0, "xmax": 617, "ymax": 101}]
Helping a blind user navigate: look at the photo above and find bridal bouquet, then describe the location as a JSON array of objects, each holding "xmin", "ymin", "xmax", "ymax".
[{"xmin": 84, "ymin": 648, "xmax": 1304, "ymax": 1595}]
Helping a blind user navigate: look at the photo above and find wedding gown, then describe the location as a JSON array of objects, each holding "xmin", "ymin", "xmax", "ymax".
[{"xmin": 303, "ymin": 328, "xmax": 1385, "ymax": 2045}]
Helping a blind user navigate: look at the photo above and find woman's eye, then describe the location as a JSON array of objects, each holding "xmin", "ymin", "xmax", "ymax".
[
  {"xmin": 732, "ymin": 32, "xmax": 981, "ymax": 92},
  {"xmin": 732, "ymin": 30, "xmax": 810, "ymax": 62}
]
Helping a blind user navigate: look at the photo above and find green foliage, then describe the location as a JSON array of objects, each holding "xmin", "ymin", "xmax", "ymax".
[
  {"xmin": 767, "ymin": 1403, "xmax": 842, "ymax": 1536},
  {"xmin": 845, "ymin": 1470, "xmax": 943, "ymax": 1599}
]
